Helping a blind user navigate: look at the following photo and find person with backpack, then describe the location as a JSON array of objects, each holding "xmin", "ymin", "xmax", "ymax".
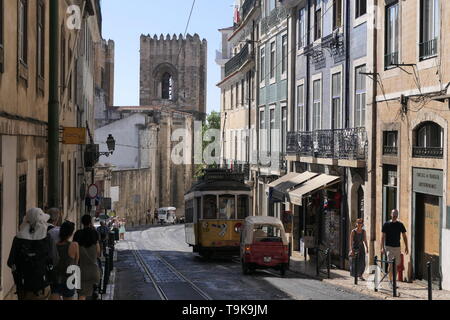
[
  {"xmin": 7, "ymin": 208, "xmax": 55, "ymax": 300},
  {"xmin": 73, "ymin": 215, "xmax": 101, "ymax": 300},
  {"xmin": 49, "ymin": 221, "xmax": 79, "ymax": 300}
]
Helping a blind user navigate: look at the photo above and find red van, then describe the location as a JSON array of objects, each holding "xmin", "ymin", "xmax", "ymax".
[{"xmin": 240, "ymin": 216, "xmax": 290, "ymax": 276}]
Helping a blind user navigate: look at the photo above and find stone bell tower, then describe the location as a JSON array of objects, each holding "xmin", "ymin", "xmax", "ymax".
[{"xmin": 139, "ymin": 33, "xmax": 207, "ymax": 120}]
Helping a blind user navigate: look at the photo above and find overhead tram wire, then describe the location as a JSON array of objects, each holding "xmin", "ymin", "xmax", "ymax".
[{"xmin": 177, "ymin": 0, "xmax": 197, "ymax": 62}]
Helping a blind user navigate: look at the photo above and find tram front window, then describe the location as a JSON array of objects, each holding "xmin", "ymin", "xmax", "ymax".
[
  {"xmin": 203, "ymin": 195, "xmax": 217, "ymax": 219},
  {"xmin": 237, "ymin": 195, "xmax": 249, "ymax": 219},
  {"xmin": 219, "ymin": 195, "xmax": 235, "ymax": 219}
]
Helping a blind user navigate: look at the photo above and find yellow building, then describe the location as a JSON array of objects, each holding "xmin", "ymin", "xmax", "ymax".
[{"xmin": 0, "ymin": 0, "xmax": 105, "ymax": 299}]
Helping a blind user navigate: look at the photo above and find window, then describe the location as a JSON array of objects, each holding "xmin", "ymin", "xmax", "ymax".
[
  {"xmin": 241, "ymin": 79, "xmax": 245, "ymax": 106},
  {"xmin": 354, "ymin": 65, "xmax": 366, "ymax": 127},
  {"xmin": 383, "ymin": 131, "xmax": 398, "ymax": 155},
  {"xmin": 37, "ymin": 1, "xmax": 45, "ymax": 78},
  {"xmin": 332, "ymin": 72, "xmax": 342, "ymax": 129},
  {"xmin": 19, "ymin": 175, "xmax": 27, "ymax": 227},
  {"xmin": 333, "ymin": 0, "xmax": 342, "ymax": 30},
  {"xmin": 203, "ymin": 195, "xmax": 218, "ymax": 219},
  {"xmin": 270, "ymin": 41, "xmax": 276, "ymax": 80},
  {"xmin": 298, "ymin": 8, "xmax": 306, "ymax": 49},
  {"xmin": 253, "ymin": 225, "xmax": 283, "ymax": 243},
  {"xmin": 68, "ymin": 160, "xmax": 72, "ymax": 207},
  {"xmin": 356, "ymin": 0, "xmax": 367, "ymax": 18},
  {"xmin": 235, "ymin": 82, "xmax": 239, "ymax": 107},
  {"xmin": 260, "ymin": 47, "xmax": 265, "ymax": 83},
  {"xmin": 297, "ymin": 84, "xmax": 305, "ymax": 131},
  {"xmin": 269, "ymin": 108, "xmax": 275, "ymax": 154},
  {"xmin": 161, "ymin": 73, "xmax": 173, "ymax": 100},
  {"xmin": 18, "ymin": 0, "xmax": 28, "ymax": 64},
  {"xmin": 313, "ymin": 79, "xmax": 321, "ymax": 130},
  {"xmin": 420, "ymin": 0, "xmax": 439, "ymax": 60},
  {"xmin": 385, "ymin": 2, "xmax": 399, "ymax": 68},
  {"xmin": 414, "ymin": 122, "xmax": 443, "ymax": 158},
  {"xmin": 37, "ymin": 169, "xmax": 44, "ymax": 210},
  {"xmin": 237, "ymin": 195, "xmax": 249, "ymax": 220},
  {"xmin": 281, "ymin": 107, "xmax": 287, "ymax": 154},
  {"xmin": 0, "ymin": 0, "xmax": 5, "ymax": 72},
  {"xmin": 281, "ymin": 35, "xmax": 287, "ymax": 76},
  {"xmin": 185, "ymin": 200, "xmax": 194, "ymax": 223},
  {"xmin": 219, "ymin": 195, "xmax": 235, "ymax": 219},
  {"xmin": 259, "ymin": 109, "xmax": 265, "ymax": 153},
  {"xmin": 314, "ymin": 0, "xmax": 322, "ymax": 41},
  {"xmin": 266, "ymin": 0, "xmax": 276, "ymax": 16},
  {"xmin": 231, "ymin": 85, "xmax": 234, "ymax": 109}
]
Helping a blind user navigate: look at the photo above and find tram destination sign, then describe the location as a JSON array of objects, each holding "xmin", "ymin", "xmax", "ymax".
[{"xmin": 412, "ymin": 168, "xmax": 443, "ymax": 197}]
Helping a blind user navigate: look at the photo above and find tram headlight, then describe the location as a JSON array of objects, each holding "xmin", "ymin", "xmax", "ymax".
[{"xmin": 234, "ymin": 223, "xmax": 242, "ymax": 233}]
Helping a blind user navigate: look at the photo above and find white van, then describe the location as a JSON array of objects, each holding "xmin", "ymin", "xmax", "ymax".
[{"xmin": 158, "ymin": 207, "xmax": 177, "ymax": 225}]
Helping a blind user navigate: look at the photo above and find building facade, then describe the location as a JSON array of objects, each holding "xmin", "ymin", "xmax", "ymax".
[
  {"xmin": 375, "ymin": 0, "xmax": 450, "ymax": 289},
  {"xmin": 0, "ymin": 0, "xmax": 106, "ymax": 299}
]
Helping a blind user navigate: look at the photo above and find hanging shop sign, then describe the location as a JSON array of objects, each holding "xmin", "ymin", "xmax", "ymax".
[
  {"xmin": 62, "ymin": 127, "xmax": 87, "ymax": 145},
  {"xmin": 412, "ymin": 168, "xmax": 443, "ymax": 197},
  {"xmin": 87, "ymin": 184, "xmax": 99, "ymax": 199}
]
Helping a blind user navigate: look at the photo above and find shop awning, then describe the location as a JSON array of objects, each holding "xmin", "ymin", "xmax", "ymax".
[
  {"xmin": 288, "ymin": 174, "xmax": 341, "ymax": 206},
  {"xmin": 268, "ymin": 172, "xmax": 319, "ymax": 202}
]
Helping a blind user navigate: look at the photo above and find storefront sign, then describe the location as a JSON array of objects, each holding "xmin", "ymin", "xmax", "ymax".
[
  {"xmin": 62, "ymin": 127, "xmax": 86, "ymax": 145},
  {"xmin": 413, "ymin": 168, "xmax": 443, "ymax": 197}
]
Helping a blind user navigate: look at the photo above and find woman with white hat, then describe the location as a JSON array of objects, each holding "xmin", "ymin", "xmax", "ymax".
[{"xmin": 7, "ymin": 208, "xmax": 55, "ymax": 300}]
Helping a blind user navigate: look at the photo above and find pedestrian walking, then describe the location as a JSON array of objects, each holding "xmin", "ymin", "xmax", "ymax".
[
  {"xmin": 349, "ymin": 219, "xmax": 368, "ymax": 281},
  {"xmin": 97, "ymin": 221, "xmax": 109, "ymax": 257},
  {"xmin": 7, "ymin": 208, "xmax": 55, "ymax": 300},
  {"xmin": 381, "ymin": 209, "xmax": 409, "ymax": 288},
  {"xmin": 119, "ymin": 219, "xmax": 126, "ymax": 241},
  {"xmin": 49, "ymin": 221, "xmax": 79, "ymax": 300},
  {"xmin": 47, "ymin": 208, "xmax": 62, "ymax": 265},
  {"xmin": 73, "ymin": 215, "xmax": 101, "ymax": 300}
]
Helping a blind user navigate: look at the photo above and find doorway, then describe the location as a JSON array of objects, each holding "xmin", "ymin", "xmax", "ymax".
[{"xmin": 415, "ymin": 193, "xmax": 441, "ymax": 281}]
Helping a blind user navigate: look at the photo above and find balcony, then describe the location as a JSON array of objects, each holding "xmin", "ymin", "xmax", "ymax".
[
  {"xmin": 419, "ymin": 38, "xmax": 438, "ymax": 60},
  {"xmin": 383, "ymin": 146, "xmax": 398, "ymax": 156},
  {"xmin": 224, "ymin": 44, "xmax": 250, "ymax": 78},
  {"xmin": 261, "ymin": 5, "xmax": 288, "ymax": 35},
  {"xmin": 412, "ymin": 147, "xmax": 443, "ymax": 159},
  {"xmin": 287, "ymin": 128, "xmax": 368, "ymax": 162},
  {"xmin": 385, "ymin": 51, "xmax": 399, "ymax": 68}
]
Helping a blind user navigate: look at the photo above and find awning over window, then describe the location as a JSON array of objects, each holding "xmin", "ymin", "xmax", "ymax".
[
  {"xmin": 288, "ymin": 174, "xmax": 341, "ymax": 206},
  {"xmin": 268, "ymin": 172, "xmax": 319, "ymax": 202}
]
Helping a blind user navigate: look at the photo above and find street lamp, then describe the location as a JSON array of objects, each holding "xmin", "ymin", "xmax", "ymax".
[{"xmin": 100, "ymin": 134, "xmax": 116, "ymax": 157}]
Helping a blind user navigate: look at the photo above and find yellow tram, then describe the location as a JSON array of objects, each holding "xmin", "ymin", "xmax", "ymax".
[{"xmin": 185, "ymin": 169, "xmax": 252, "ymax": 258}]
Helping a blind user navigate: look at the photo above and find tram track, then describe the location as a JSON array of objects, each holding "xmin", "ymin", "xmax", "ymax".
[
  {"xmin": 128, "ymin": 230, "xmax": 212, "ymax": 300},
  {"xmin": 140, "ymin": 230, "xmax": 213, "ymax": 301}
]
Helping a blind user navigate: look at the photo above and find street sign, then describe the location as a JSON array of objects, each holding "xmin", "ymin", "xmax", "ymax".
[
  {"xmin": 62, "ymin": 127, "xmax": 87, "ymax": 145},
  {"xmin": 87, "ymin": 184, "xmax": 99, "ymax": 199}
]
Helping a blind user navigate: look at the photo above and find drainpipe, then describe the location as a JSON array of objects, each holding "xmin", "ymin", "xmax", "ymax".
[
  {"xmin": 305, "ymin": 0, "xmax": 311, "ymax": 132},
  {"xmin": 48, "ymin": 0, "xmax": 60, "ymax": 209}
]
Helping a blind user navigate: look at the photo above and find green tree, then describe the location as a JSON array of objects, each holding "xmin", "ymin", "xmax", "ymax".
[{"xmin": 195, "ymin": 111, "xmax": 221, "ymax": 177}]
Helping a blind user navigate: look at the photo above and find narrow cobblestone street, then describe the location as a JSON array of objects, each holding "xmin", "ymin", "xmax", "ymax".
[{"xmin": 113, "ymin": 225, "xmax": 375, "ymax": 300}]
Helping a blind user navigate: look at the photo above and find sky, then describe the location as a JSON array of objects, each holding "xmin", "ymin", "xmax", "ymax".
[{"xmin": 102, "ymin": 0, "xmax": 235, "ymax": 113}]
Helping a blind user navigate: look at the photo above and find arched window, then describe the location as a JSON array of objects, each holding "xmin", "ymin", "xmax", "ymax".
[
  {"xmin": 413, "ymin": 121, "xmax": 444, "ymax": 158},
  {"xmin": 161, "ymin": 72, "xmax": 173, "ymax": 100}
]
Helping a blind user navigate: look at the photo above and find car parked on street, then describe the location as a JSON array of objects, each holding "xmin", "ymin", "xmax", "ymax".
[{"xmin": 240, "ymin": 216, "xmax": 290, "ymax": 276}]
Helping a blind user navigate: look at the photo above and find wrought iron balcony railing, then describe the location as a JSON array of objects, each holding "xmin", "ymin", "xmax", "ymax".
[
  {"xmin": 225, "ymin": 44, "xmax": 250, "ymax": 77},
  {"xmin": 412, "ymin": 147, "xmax": 443, "ymax": 159},
  {"xmin": 383, "ymin": 146, "xmax": 398, "ymax": 156},
  {"xmin": 419, "ymin": 38, "xmax": 438, "ymax": 60},
  {"xmin": 260, "ymin": 5, "xmax": 288, "ymax": 35},
  {"xmin": 385, "ymin": 51, "xmax": 399, "ymax": 68},
  {"xmin": 286, "ymin": 128, "xmax": 368, "ymax": 161}
]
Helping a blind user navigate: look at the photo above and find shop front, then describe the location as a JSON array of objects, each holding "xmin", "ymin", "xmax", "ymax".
[{"xmin": 412, "ymin": 168, "xmax": 444, "ymax": 285}]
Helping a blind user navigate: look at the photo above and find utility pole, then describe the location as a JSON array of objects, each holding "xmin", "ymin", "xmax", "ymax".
[{"xmin": 48, "ymin": 0, "xmax": 60, "ymax": 209}]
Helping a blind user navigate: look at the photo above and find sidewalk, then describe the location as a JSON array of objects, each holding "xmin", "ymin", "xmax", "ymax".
[{"xmin": 289, "ymin": 251, "xmax": 450, "ymax": 300}]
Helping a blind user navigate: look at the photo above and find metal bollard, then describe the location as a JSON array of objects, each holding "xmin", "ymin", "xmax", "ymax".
[
  {"xmin": 327, "ymin": 249, "xmax": 331, "ymax": 279},
  {"xmin": 427, "ymin": 262, "xmax": 433, "ymax": 301},
  {"xmin": 374, "ymin": 256, "xmax": 379, "ymax": 292},
  {"xmin": 316, "ymin": 249, "xmax": 320, "ymax": 277},
  {"xmin": 393, "ymin": 258, "xmax": 397, "ymax": 297}
]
